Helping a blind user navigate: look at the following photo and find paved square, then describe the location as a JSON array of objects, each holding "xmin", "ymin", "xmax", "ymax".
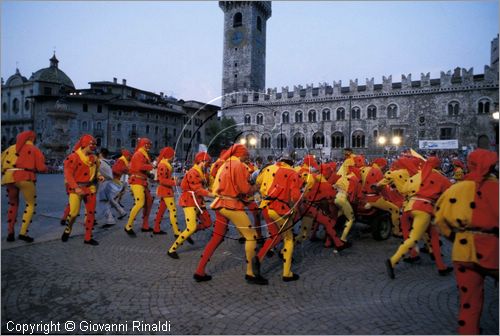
[{"xmin": 2, "ymin": 174, "xmax": 498, "ymax": 334}]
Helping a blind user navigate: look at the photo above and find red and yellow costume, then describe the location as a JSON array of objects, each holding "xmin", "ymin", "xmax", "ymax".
[
  {"xmin": 435, "ymin": 149, "xmax": 498, "ymax": 335},
  {"xmin": 168, "ymin": 152, "xmax": 212, "ymax": 257},
  {"xmin": 362, "ymin": 158, "xmax": 401, "ymax": 236},
  {"xmin": 452, "ymin": 159, "xmax": 466, "ymax": 182},
  {"xmin": 153, "ymin": 147, "xmax": 179, "ymax": 235},
  {"xmin": 195, "ymin": 145, "xmax": 267, "ymax": 284},
  {"xmin": 294, "ymin": 155, "xmax": 320, "ymax": 242},
  {"xmin": 125, "ymin": 138, "xmax": 154, "ymax": 234},
  {"xmin": 61, "ymin": 134, "xmax": 99, "ymax": 245},
  {"xmin": 258, "ymin": 157, "xmax": 303, "ymax": 280},
  {"xmin": 387, "ymin": 156, "xmax": 452, "ymax": 277},
  {"xmin": 335, "ymin": 156, "xmax": 362, "ymax": 242},
  {"xmin": 2, "ymin": 131, "xmax": 48, "ymax": 242}
]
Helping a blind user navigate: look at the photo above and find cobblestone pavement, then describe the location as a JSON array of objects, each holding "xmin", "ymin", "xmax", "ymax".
[{"xmin": 1, "ymin": 175, "xmax": 498, "ymax": 335}]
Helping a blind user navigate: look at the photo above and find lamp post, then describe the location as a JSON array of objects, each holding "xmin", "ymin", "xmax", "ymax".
[
  {"xmin": 378, "ymin": 135, "xmax": 387, "ymax": 157},
  {"xmin": 347, "ymin": 95, "xmax": 352, "ymax": 148},
  {"xmin": 391, "ymin": 135, "xmax": 401, "ymax": 158}
]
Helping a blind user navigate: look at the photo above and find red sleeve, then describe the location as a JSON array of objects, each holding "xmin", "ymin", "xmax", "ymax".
[
  {"xmin": 234, "ymin": 162, "xmax": 251, "ymax": 195},
  {"xmin": 158, "ymin": 163, "xmax": 176, "ymax": 187},
  {"xmin": 112, "ymin": 159, "xmax": 127, "ymax": 176},
  {"xmin": 290, "ymin": 171, "xmax": 303, "ymax": 203},
  {"xmin": 185, "ymin": 169, "xmax": 209, "ymax": 197},
  {"xmin": 34, "ymin": 148, "xmax": 48, "ymax": 173}
]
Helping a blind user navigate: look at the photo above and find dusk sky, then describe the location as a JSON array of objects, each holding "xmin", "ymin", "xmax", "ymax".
[{"xmin": 1, "ymin": 1, "xmax": 498, "ymax": 104}]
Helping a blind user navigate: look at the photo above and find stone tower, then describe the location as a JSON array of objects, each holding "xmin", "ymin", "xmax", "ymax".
[{"xmin": 219, "ymin": 1, "xmax": 272, "ymax": 98}]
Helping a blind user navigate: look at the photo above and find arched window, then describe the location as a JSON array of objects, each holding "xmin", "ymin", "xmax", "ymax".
[
  {"xmin": 293, "ymin": 133, "xmax": 305, "ymax": 149},
  {"xmin": 352, "ymin": 131, "xmax": 365, "ymax": 148},
  {"xmin": 244, "ymin": 114, "xmax": 251, "ymax": 125},
  {"xmin": 367, "ymin": 105, "xmax": 377, "ymax": 119},
  {"xmin": 256, "ymin": 113, "xmax": 264, "ymax": 125},
  {"xmin": 308, "ymin": 110, "xmax": 316, "ymax": 122},
  {"xmin": 131, "ymin": 138, "xmax": 136, "ymax": 148},
  {"xmin": 257, "ymin": 16, "xmax": 262, "ymax": 32},
  {"xmin": 233, "ymin": 12, "xmax": 242, "ymax": 27},
  {"xmin": 2, "ymin": 102, "xmax": 7, "ymax": 113},
  {"xmin": 322, "ymin": 108, "xmax": 331, "ymax": 121},
  {"xmin": 146, "ymin": 125, "xmax": 150, "ymax": 133},
  {"xmin": 331, "ymin": 132, "xmax": 344, "ymax": 149},
  {"xmin": 12, "ymin": 98, "xmax": 19, "ymax": 113},
  {"xmin": 478, "ymin": 99, "xmax": 491, "ymax": 114},
  {"xmin": 277, "ymin": 134, "xmax": 287, "ymax": 149},
  {"xmin": 96, "ymin": 122, "xmax": 102, "ymax": 130},
  {"xmin": 448, "ymin": 101, "xmax": 459, "ymax": 116},
  {"xmin": 295, "ymin": 111, "xmax": 303, "ymax": 123},
  {"xmin": 351, "ymin": 106, "xmax": 361, "ymax": 120},
  {"xmin": 282, "ymin": 111, "xmax": 289, "ymax": 123},
  {"xmin": 313, "ymin": 132, "xmax": 325, "ymax": 148},
  {"xmin": 96, "ymin": 137, "xmax": 102, "ymax": 147},
  {"xmin": 261, "ymin": 134, "xmax": 271, "ymax": 148},
  {"xmin": 336, "ymin": 107, "xmax": 345, "ymax": 120},
  {"xmin": 116, "ymin": 138, "xmax": 121, "ymax": 148},
  {"xmin": 117, "ymin": 123, "xmax": 122, "ymax": 131},
  {"xmin": 82, "ymin": 121, "xmax": 88, "ymax": 131},
  {"xmin": 387, "ymin": 104, "xmax": 398, "ymax": 119},
  {"xmin": 24, "ymin": 100, "xmax": 30, "ymax": 111}
]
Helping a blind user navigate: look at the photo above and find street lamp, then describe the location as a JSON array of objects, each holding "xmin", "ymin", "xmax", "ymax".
[
  {"xmin": 391, "ymin": 136, "xmax": 401, "ymax": 146},
  {"xmin": 377, "ymin": 136, "xmax": 387, "ymax": 146},
  {"xmin": 249, "ymin": 137, "xmax": 257, "ymax": 147},
  {"xmin": 493, "ymin": 111, "xmax": 499, "ymax": 120},
  {"xmin": 240, "ymin": 138, "xmax": 247, "ymax": 145}
]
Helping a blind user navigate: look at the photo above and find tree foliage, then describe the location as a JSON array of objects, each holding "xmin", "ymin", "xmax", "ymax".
[{"xmin": 205, "ymin": 117, "xmax": 239, "ymax": 157}]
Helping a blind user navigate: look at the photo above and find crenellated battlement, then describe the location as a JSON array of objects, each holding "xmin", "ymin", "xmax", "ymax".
[{"xmin": 222, "ymin": 67, "xmax": 499, "ymax": 107}]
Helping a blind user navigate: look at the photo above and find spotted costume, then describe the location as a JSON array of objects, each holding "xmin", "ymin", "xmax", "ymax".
[
  {"xmin": 1, "ymin": 131, "xmax": 48, "ymax": 242},
  {"xmin": 435, "ymin": 149, "xmax": 498, "ymax": 335}
]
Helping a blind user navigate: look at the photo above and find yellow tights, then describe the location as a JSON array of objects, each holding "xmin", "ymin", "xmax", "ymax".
[
  {"xmin": 268, "ymin": 209, "xmax": 295, "ymax": 277},
  {"xmin": 335, "ymin": 192, "xmax": 355, "ymax": 241},
  {"xmin": 390, "ymin": 210, "xmax": 431, "ymax": 266}
]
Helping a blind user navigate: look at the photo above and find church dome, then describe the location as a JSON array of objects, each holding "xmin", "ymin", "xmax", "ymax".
[
  {"xmin": 5, "ymin": 68, "xmax": 28, "ymax": 86},
  {"xmin": 29, "ymin": 53, "xmax": 75, "ymax": 89}
]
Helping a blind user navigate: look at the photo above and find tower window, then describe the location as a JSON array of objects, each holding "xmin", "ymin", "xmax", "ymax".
[
  {"xmin": 233, "ymin": 12, "xmax": 242, "ymax": 27},
  {"xmin": 308, "ymin": 110, "xmax": 316, "ymax": 122},
  {"xmin": 440, "ymin": 127, "xmax": 455, "ymax": 140},
  {"xmin": 351, "ymin": 106, "xmax": 361, "ymax": 120},
  {"xmin": 336, "ymin": 107, "xmax": 345, "ymax": 121},
  {"xmin": 367, "ymin": 105, "xmax": 377, "ymax": 119},
  {"xmin": 331, "ymin": 132, "xmax": 345, "ymax": 149},
  {"xmin": 257, "ymin": 16, "xmax": 262, "ymax": 32},
  {"xmin": 256, "ymin": 113, "xmax": 264, "ymax": 125},
  {"xmin": 234, "ymin": 62, "xmax": 238, "ymax": 67},
  {"xmin": 447, "ymin": 101, "xmax": 459, "ymax": 116},
  {"xmin": 352, "ymin": 131, "xmax": 365, "ymax": 148},
  {"xmin": 387, "ymin": 104, "xmax": 398, "ymax": 119},
  {"xmin": 478, "ymin": 99, "xmax": 491, "ymax": 114}
]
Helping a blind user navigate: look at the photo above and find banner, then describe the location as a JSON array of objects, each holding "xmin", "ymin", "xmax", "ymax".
[{"xmin": 418, "ymin": 139, "xmax": 458, "ymax": 149}]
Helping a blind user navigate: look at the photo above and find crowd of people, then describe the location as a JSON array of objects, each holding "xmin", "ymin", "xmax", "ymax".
[{"xmin": 2, "ymin": 130, "xmax": 498, "ymax": 334}]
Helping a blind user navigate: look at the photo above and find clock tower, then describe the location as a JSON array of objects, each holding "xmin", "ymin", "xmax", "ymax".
[{"xmin": 220, "ymin": 1, "xmax": 272, "ymax": 98}]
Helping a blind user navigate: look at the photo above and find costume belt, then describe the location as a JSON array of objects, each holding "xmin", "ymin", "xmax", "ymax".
[
  {"xmin": 410, "ymin": 196, "xmax": 435, "ymax": 205},
  {"xmin": 454, "ymin": 227, "xmax": 499, "ymax": 237},
  {"xmin": 6, "ymin": 168, "xmax": 34, "ymax": 172},
  {"xmin": 77, "ymin": 181, "xmax": 96, "ymax": 187},
  {"xmin": 131, "ymin": 174, "xmax": 147, "ymax": 180}
]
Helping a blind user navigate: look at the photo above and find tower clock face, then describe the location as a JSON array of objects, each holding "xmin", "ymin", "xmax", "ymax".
[{"xmin": 231, "ymin": 30, "xmax": 245, "ymax": 46}]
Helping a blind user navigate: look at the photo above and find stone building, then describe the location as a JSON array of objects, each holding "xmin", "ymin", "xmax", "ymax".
[
  {"xmin": 1, "ymin": 54, "xmax": 219, "ymax": 163},
  {"xmin": 219, "ymin": 1, "xmax": 499, "ymax": 160}
]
